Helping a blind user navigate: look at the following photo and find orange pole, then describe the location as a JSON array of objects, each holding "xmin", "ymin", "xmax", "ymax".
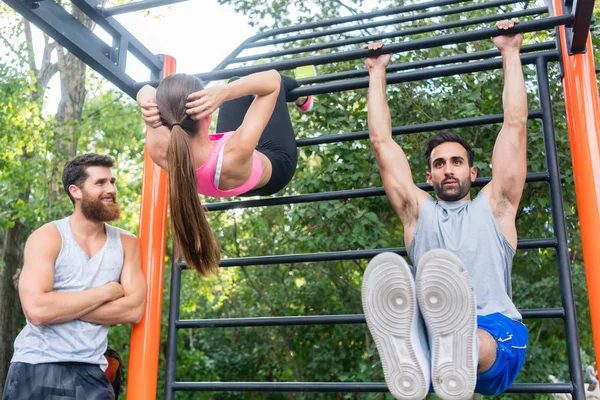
[
  {"xmin": 553, "ymin": 0, "xmax": 600, "ymax": 364},
  {"xmin": 126, "ymin": 55, "xmax": 176, "ymax": 400}
]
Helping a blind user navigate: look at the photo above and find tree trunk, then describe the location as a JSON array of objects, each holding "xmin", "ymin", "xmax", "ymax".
[{"xmin": 0, "ymin": 222, "xmax": 26, "ymax": 390}]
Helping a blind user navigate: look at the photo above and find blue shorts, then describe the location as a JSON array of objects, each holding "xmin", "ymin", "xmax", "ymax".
[{"xmin": 475, "ymin": 312, "xmax": 528, "ymax": 395}]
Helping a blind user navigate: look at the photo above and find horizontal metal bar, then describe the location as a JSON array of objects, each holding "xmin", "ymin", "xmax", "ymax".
[
  {"xmin": 171, "ymin": 381, "xmax": 572, "ymax": 393},
  {"xmin": 178, "ymin": 237, "xmax": 555, "ymax": 269},
  {"xmin": 244, "ymin": 0, "xmax": 471, "ymax": 45},
  {"xmin": 234, "ymin": 6, "xmax": 546, "ymax": 63},
  {"xmin": 3, "ymin": 0, "xmax": 142, "ymax": 98},
  {"xmin": 101, "ymin": 0, "xmax": 192, "ymax": 16},
  {"xmin": 289, "ymin": 51, "xmax": 559, "ymax": 98},
  {"xmin": 138, "ymin": 16, "xmax": 569, "ymax": 88},
  {"xmin": 296, "ymin": 110, "xmax": 544, "ymax": 147},
  {"xmin": 521, "ymin": 308, "xmax": 565, "ymax": 319},
  {"xmin": 300, "ymin": 42, "xmax": 556, "ymax": 85},
  {"xmin": 178, "ymin": 314, "xmax": 366, "ymax": 328},
  {"xmin": 508, "ymin": 383, "xmax": 573, "ymax": 394},
  {"xmin": 176, "ymin": 308, "xmax": 564, "ymax": 329},
  {"xmin": 205, "ymin": 171, "xmax": 550, "ymax": 212},
  {"xmin": 243, "ymin": 0, "xmax": 527, "ymax": 51}
]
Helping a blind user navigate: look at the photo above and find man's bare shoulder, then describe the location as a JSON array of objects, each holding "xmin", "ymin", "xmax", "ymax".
[
  {"xmin": 28, "ymin": 222, "xmax": 61, "ymax": 245},
  {"xmin": 117, "ymin": 229, "xmax": 140, "ymax": 251},
  {"xmin": 24, "ymin": 222, "xmax": 62, "ymax": 261}
]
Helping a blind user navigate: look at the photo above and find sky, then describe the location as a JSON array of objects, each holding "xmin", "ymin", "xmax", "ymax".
[
  {"xmin": 109, "ymin": 0, "xmax": 257, "ymax": 80},
  {"xmin": 29, "ymin": 0, "xmax": 257, "ymax": 112}
]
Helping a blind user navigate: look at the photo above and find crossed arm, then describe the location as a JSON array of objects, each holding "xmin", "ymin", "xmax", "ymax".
[
  {"xmin": 19, "ymin": 224, "xmax": 146, "ymax": 327},
  {"xmin": 79, "ymin": 232, "xmax": 146, "ymax": 325}
]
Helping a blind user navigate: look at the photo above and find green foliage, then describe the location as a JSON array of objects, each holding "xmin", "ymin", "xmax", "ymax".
[
  {"xmin": 162, "ymin": 1, "xmax": 599, "ymax": 399},
  {"xmin": 2, "ymin": 1, "xmax": 600, "ymax": 399}
]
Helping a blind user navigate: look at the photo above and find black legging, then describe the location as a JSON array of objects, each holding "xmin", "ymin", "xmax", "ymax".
[{"xmin": 215, "ymin": 74, "xmax": 299, "ymax": 197}]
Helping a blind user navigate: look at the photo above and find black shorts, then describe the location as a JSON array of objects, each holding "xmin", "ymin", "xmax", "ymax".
[
  {"xmin": 215, "ymin": 74, "xmax": 299, "ymax": 197},
  {"xmin": 2, "ymin": 362, "xmax": 115, "ymax": 400}
]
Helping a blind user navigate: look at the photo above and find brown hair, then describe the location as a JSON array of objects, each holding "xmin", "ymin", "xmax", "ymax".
[
  {"xmin": 62, "ymin": 153, "xmax": 115, "ymax": 205},
  {"xmin": 424, "ymin": 131, "xmax": 474, "ymax": 170},
  {"xmin": 156, "ymin": 74, "xmax": 220, "ymax": 277}
]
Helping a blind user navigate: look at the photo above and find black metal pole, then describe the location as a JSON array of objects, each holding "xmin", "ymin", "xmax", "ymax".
[
  {"xmin": 176, "ymin": 308, "xmax": 563, "ymax": 329},
  {"xmin": 296, "ymin": 111, "xmax": 544, "ymax": 148},
  {"xmin": 204, "ymin": 172, "xmax": 550, "ymax": 212},
  {"xmin": 136, "ymin": 17, "xmax": 570, "ymax": 88},
  {"xmin": 170, "ymin": 381, "xmax": 572, "ymax": 393},
  {"xmin": 164, "ymin": 258, "xmax": 183, "ymax": 400},
  {"xmin": 244, "ymin": 0, "xmax": 471, "ymax": 45},
  {"xmin": 300, "ymin": 43, "xmax": 556, "ymax": 86},
  {"xmin": 233, "ymin": 7, "xmax": 547, "ymax": 63},
  {"xmin": 244, "ymin": 0, "xmax": 527, "ymax": 50},
  {"xmin": 536, "ymin": 56, "xmax": 585, "ymax": 400},
  {"xmin": 177, "ymin": 237, "xmax": 555, "ymax": 269},
  {"xmin": 289, "ymin": 51, "xmax": 559, "ymax": 97}
]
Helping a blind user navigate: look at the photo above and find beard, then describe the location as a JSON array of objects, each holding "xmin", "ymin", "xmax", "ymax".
[
  {"xmin": 81, "ymin": 191, "xmax": 121, "ymax": 222},
  {"xmin": 433, "ymin": 176, "xmax": 472, "ymax": 201}
]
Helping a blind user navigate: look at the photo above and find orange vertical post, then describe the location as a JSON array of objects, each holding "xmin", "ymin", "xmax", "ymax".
[
  {"xmin": 126, "ymin": 55, "xmax": 176, "ymax": 400},
  {"xmin": 552, "ymin": 0, "xmax": 600, "ymax": 363}
]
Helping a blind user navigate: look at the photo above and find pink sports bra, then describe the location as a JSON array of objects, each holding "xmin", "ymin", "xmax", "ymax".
[{"xmin": 195, "ymin": 132, "xmax": 263, "ymax": 198}]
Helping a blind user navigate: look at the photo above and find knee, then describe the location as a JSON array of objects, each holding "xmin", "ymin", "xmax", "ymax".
[{"xmin": 477, "ymin": 329, "xmax": 498, "ymax": 374}]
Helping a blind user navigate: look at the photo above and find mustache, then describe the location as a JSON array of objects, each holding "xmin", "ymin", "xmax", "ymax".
[
  {"xmin": 442, "ymin": 178, "xmax": 458, "ymax": 184},
  {"xmin": 100, "ymin": 194, "xmax": 117, "ymax": 202}
]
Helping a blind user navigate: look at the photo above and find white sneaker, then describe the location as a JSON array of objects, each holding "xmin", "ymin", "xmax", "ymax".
[
  {"xmin": 416, "ymin": 249, "xmax": 478, "ymax": 400},
  {"xmin": 362, "ymin": 252, "xmax": 431, "ymax": 400}
]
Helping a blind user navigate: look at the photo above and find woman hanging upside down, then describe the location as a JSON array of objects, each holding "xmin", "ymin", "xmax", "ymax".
[{"xmin": 136, "ymin": 70, "xmax": 313, "ymax": 277}]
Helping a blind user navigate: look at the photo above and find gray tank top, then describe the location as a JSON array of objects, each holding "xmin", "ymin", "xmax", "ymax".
[
  {"xmin": 11, "ymin": 217, "xmax": 124, "ymax": 370},
  {"xmin": 408, "ymin": 192, "xmax": 521, "ymax": 321}
]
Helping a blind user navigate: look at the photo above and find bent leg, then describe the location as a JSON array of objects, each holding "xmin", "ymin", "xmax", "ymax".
[
  {"xmin": 478, "ymin": 329, "xmax": 498, "ymax": 373},
  {"xmin": 475, "ymin": 313, "xmax": 528, "ymax": 395},
  {"xmin": 241, "ymin": 74, "xmax": 298, "ymax": 196},
  {"xmin": 215, "ymin": 77, "xmax": 253, "ymax": 133}
]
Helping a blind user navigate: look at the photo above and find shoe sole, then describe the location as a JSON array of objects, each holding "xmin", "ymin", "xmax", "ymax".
[
  {"xmin": 362, "ymin": 252, "xmax": 430, "ymax": 400},
  {"xmin": 416, "ymin": 249, "xmax": 477, "ymax": 400}
]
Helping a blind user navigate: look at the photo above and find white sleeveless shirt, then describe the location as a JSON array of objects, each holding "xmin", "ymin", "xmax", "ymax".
[{"xmin": 11, "ymin": 217, "xmax": 124, "ymax": 370}]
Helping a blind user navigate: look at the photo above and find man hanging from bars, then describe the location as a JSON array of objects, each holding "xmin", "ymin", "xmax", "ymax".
[
  {"xmin": 361, "ymin": 19, "xmax": 528, "ymax": 400},
  {"xmin": 2, "ymin": 153, "xmax": 147, "ymax": 400}
]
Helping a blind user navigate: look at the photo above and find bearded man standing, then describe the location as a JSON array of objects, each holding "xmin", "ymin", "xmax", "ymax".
[
  {"xmin": 3, "ymin": 153, "xmax": 146, "ymax": 400},
  {"xmin": 362, "ymin": 19, "xmax": 529, "ymax": 400}
]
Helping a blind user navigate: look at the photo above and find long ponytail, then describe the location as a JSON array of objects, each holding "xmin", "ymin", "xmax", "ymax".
[{"xmin": 158, "ymin": 74, "xmax": 221, "ymax": 276}]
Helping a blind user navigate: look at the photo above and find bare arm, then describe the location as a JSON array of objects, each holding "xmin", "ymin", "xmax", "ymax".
[
  {"xmin": 79, "ymin": 232, "xmax": 146, "ymax": 325},
  {"xmin": 186, "ymin": 70, "xmax": 281, "ymax": 162},
  {"xmin": 19, "ymin": 224, "xmax": 124, "ymax": 326},
  {"xmin": 482, "ymin": 20, "xmax": 527, "ymax": 218},
  {"xmin": 137, "ymin": 85, "xmax": 169, "ymax": 170},
  {"xmin": 366, "ymin": 43, "xmax": 428, "ymax": 227}
]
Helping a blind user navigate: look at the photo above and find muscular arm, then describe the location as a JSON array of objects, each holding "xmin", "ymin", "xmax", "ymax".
[
  {"xmin": 481, "ymin": 24, "xmax": 527, "ymax": 246},
  {"xmin": 366, "ymin": 45, "xmax": 428, "ymax": 228},
  {"xmin": 79, "ymin": 232, "xmax": 146, "ymax": 325},
  {"xmin": 19, "ymin": 224, "xmax": 119, "ymax": 326}
]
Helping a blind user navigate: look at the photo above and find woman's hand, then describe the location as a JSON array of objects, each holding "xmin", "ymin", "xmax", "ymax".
[
  {"xmin": 186, "ymin": 85, "xmax": 226, "ymax": 121},
  {"xmin": 140, "ymin": 102, "xmax": 163, "ymax": 129},
  {"xmin": 137, "ymin": 85, "xmax": 163, "ymax": 129}
]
